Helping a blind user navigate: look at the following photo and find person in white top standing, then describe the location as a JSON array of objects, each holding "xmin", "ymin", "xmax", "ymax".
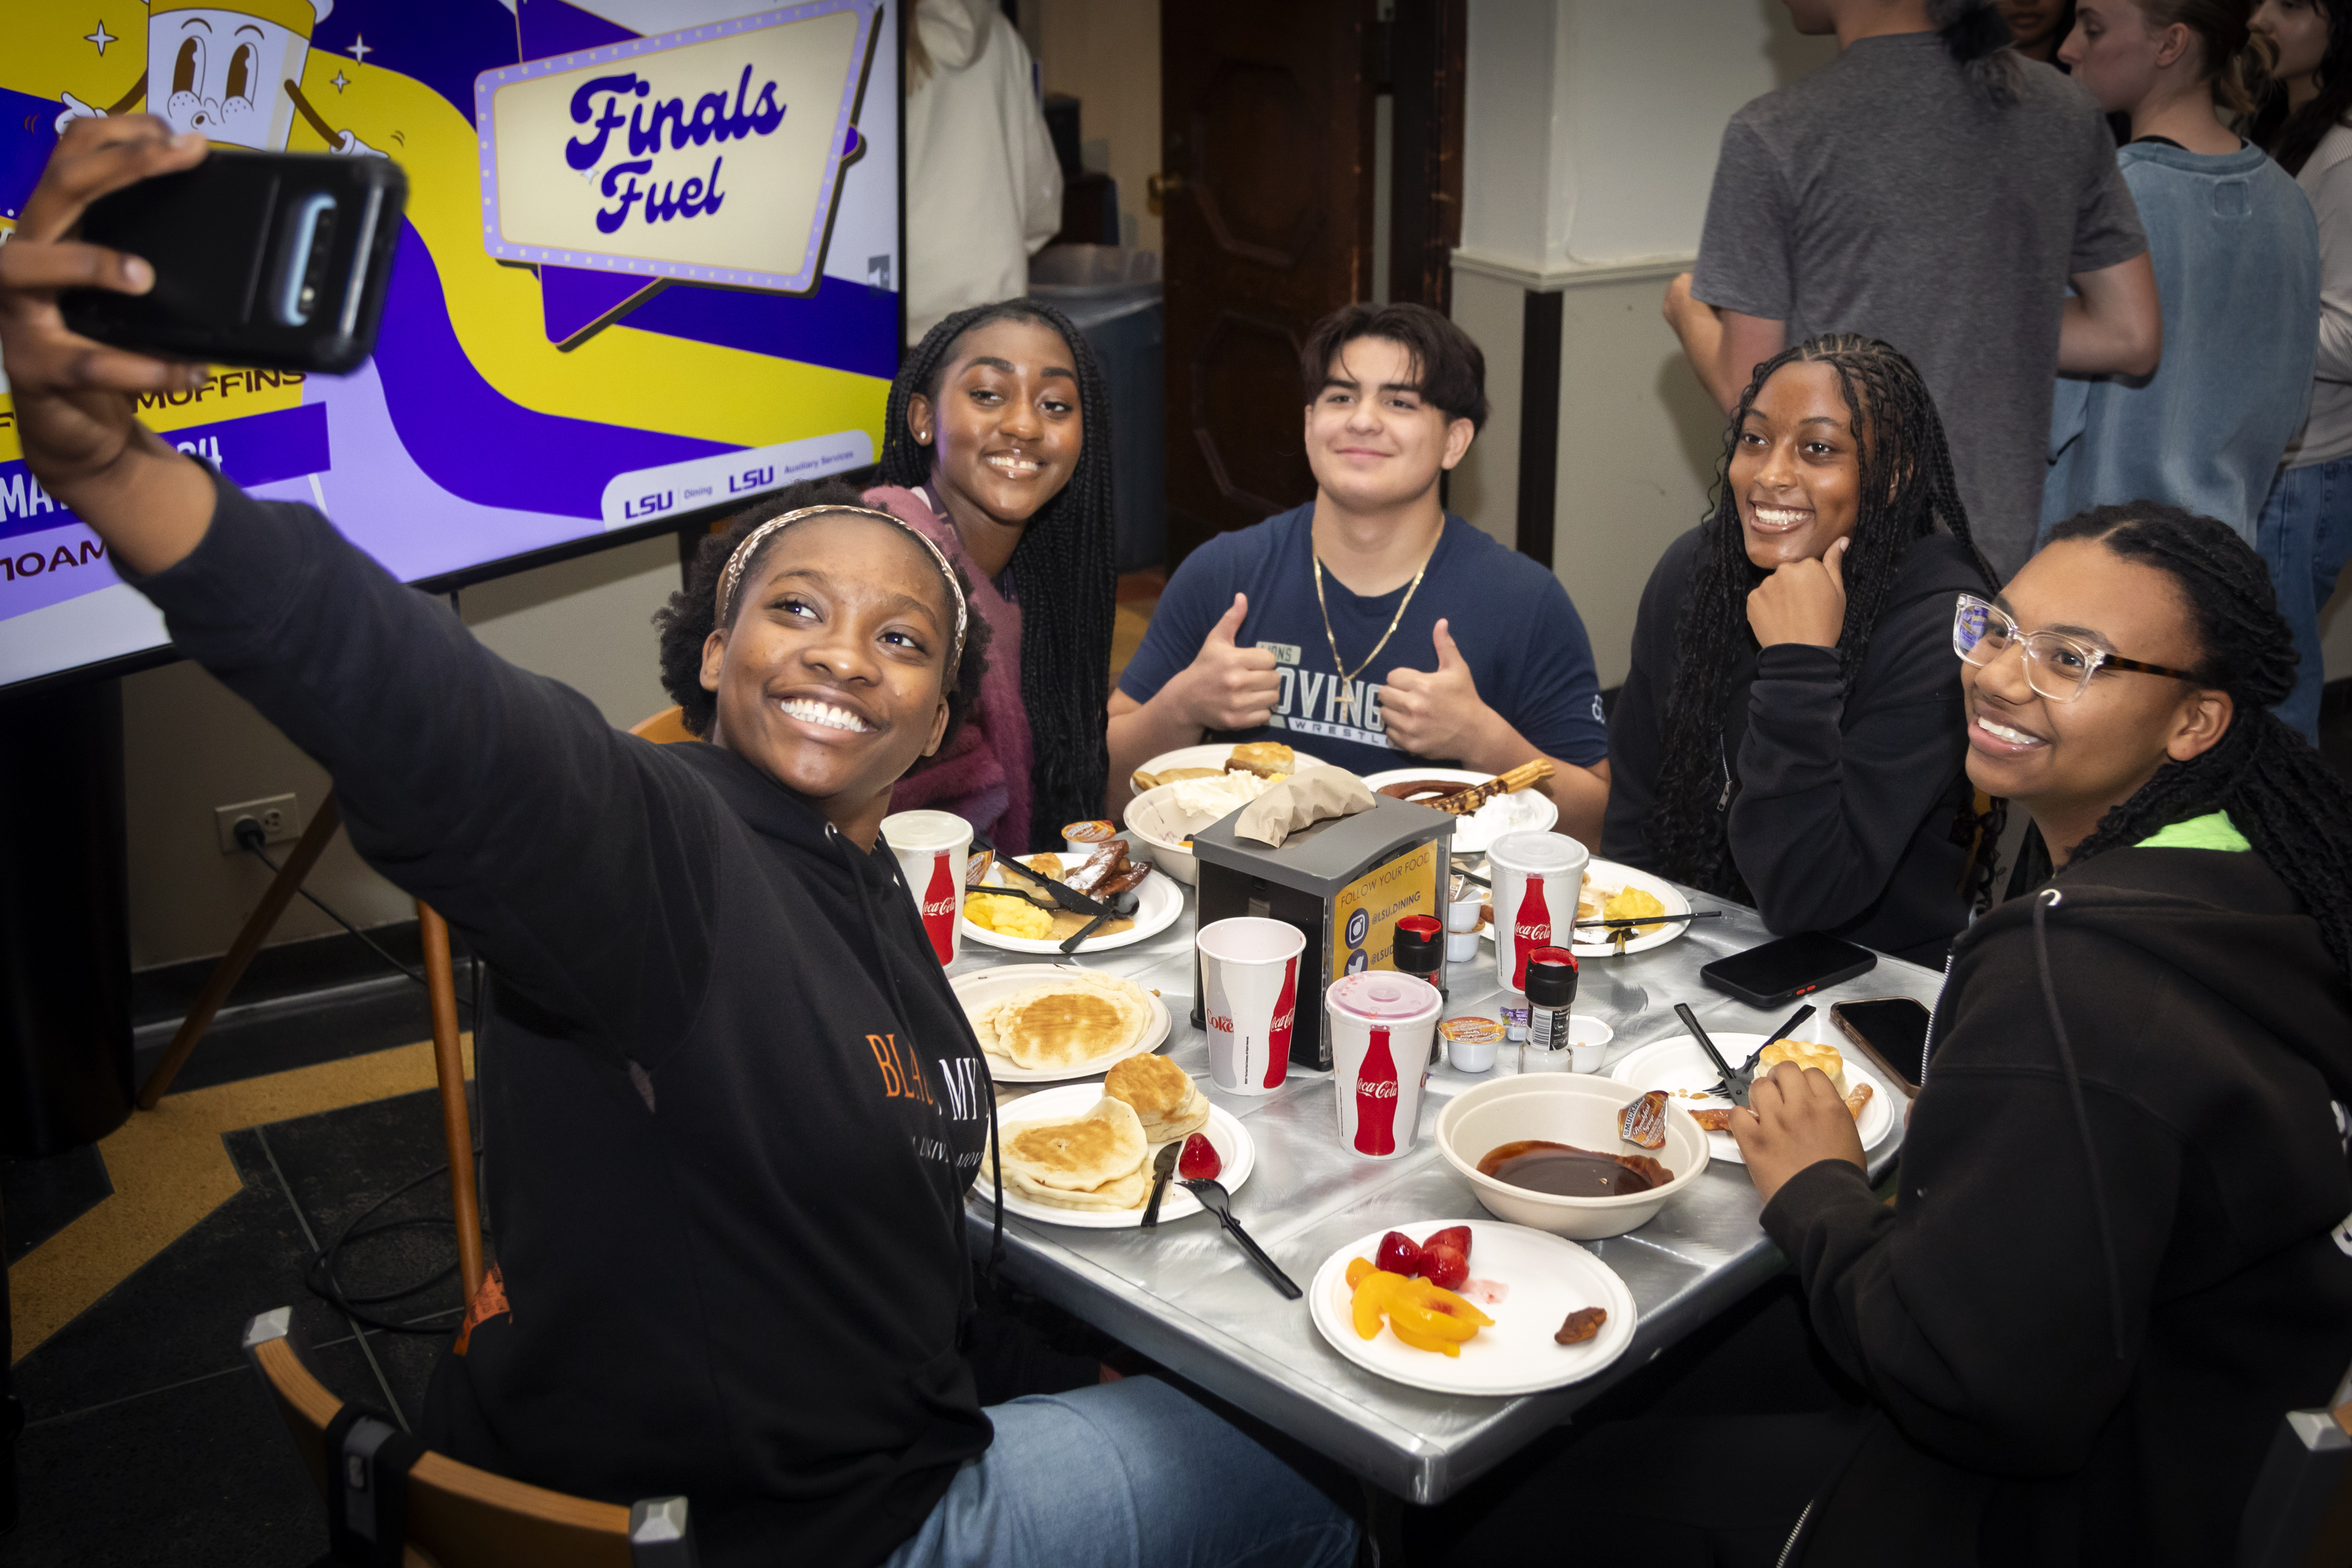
[
  {"xmin": 2253, "ymin": 0, "xmax": 2352, "ymax": 743},
  {"xmin": 903, "ymin": 0, "xmax": 1063, "ymax": 345}
]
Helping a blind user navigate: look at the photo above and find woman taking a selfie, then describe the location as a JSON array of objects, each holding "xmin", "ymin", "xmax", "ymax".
[
  {"xmin": 1604, "ymin": 335, "xmax": 2004, "ymax": 964},
  {"xmin": 0, "ymin": 118, "xmax": 1351, "ymax": 1568},
  {"xmin": 866, "ymin": 299, "xmax": 1117, "ymax": 853}
]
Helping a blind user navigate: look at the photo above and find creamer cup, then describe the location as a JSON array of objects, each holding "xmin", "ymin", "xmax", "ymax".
[
  {"xmin": 1198, "ymin": 917, "xmax": 1305, "ymax": 1094},
  {"xmin": 1327, "ymin": 972, "xmax": 1441, "ymax": 1158},
  {"xmin": 880, "ymin": 810, "xmax": 973, "ymax": 966},
  {"xmin": 1438, "ymin": 1015, "xmax": 1505, "ymax": 1074}
]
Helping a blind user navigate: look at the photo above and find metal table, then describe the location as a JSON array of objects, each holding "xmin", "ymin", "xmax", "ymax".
[{"xmin": 953, "ymin": 880, "xmax": 1940, "ymax": 1505}]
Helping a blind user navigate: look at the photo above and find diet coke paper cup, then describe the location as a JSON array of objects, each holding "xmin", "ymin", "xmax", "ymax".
[
  {"xmin": 1326, "ymin": 972, "xmax": 1441, "ymax": 1159},
  {"xmin": 880, "ymin": 810, "xmax": 974, "ymax": 967},
  {"xmin": 1197, "ymin": 917, "xmax": 1305, "ymax": 1095},
  {"xmin": 1487, "ymin": 830, "xmax": 1589, "ymax": 992}
]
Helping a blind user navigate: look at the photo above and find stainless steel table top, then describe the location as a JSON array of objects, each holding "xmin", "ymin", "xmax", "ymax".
[{"xmin": 951, "ymin": 877, "xmax": 1942, "ymax": 1504}]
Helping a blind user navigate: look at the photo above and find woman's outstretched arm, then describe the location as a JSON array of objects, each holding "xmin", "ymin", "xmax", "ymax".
[{"xmin": 1, "ymin": 121, "xmax": 719, "ymax": 1059}]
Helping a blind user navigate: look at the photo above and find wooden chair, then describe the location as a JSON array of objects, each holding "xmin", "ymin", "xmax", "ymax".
[
  {"xmin": 2236, "ymin": 1358, "xmax": 2352, "ymax": 1567},
  {"xmin": 627, "ymin": 706, "xmax": 696, "ymax": 745},
  {"xmin": 242, "ymin": 1308, "xmax": 695, "ymax": 1567}
]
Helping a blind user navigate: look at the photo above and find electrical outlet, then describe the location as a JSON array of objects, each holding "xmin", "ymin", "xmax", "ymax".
[{"xmin": 215, "ymin": 793, "xmax": 302, "ymax": 854}]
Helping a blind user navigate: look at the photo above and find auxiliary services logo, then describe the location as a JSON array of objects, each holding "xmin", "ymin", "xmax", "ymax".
[{"xmin": 473, "ymin": 0, "xmax": 879, "ymax": 293}]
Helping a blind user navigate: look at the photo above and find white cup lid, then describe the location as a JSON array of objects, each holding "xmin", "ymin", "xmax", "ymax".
[
  {"xmin": 880, "ymin": 810, "xmax": 974, "ymax": 851},
  {"xmin": 1326, "ymin": 971, "xmax": 1441, "ymax": 1022},
  {"xmin": 1487, "ymin": 830, "xmax": 1587, "ymax": 875}
]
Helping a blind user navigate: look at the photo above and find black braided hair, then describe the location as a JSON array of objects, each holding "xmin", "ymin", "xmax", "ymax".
[
  {"xmin": 878, "ymin": 300, "xmax": 1115, "ymax": 850},
  {"xmin": 653, "ymin": 476, "xmax": 993, "ymax": 745},
  {"xmin": 1928, "ymin": 0, "xmax": 2024, "ymax": 105},
  {"xmin": 2049, "ymin": 504, "xmax": 2352, "ymax": 982},
  {"xmin": 1650, "ymin": 333, "xmax": 2004, "ymax": 903}
]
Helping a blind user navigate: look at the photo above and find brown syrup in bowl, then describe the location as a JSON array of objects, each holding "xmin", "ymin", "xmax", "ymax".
[{"xmin": 1476, "ymin": 1139, "xmax": 1671, "ymax": 1197}]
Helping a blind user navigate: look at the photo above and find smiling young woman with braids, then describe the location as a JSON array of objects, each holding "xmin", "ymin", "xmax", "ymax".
[
  {"xmin": 1604, "ymin": 335, "xmax": 2004, "ymax": 964},
  {"xmin": 863, "ymin": 299, "xmax": 1117, "ymax": 853},
  {"xmin": 1688, "ymin": 502, "xmax": 2352, "ymax": 1566}
]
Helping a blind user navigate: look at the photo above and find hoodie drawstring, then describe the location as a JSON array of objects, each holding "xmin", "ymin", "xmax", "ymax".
[
  {"xmin": 838, "ymin": 828, "xmax": 1006, "ymax": 1292},
  {"xmin": 2030, "ymin": 888, "xmax": 2128, "ymax": 1361}
]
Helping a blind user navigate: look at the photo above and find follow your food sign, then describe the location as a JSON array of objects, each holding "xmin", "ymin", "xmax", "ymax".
[{"xmin": 474, "ymin": 0, "xmax": 877, "ymax": 294}]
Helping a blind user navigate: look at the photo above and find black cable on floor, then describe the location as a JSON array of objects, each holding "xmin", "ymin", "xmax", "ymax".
[
  {"xmin": 236, "ymin": 821, "xmax": 472, "ymax": 1014},
  {"xmin": 304, "ymin": 1153, "xmax": 490, "ymax": 1336}
]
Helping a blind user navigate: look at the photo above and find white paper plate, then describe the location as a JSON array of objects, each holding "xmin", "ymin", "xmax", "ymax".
[
  {"xmin": 960, "ymin": 867, "xmax": 1182, "ymax": 955},
  {"xmin": 1307, "ymin": 1220, "xmax": 1638, "ymax": 1396},
  {"xmin": 950, "ymin": 964, "xmax": 1173, "ymax": 1084},
  {"xmin": 1609, "ymin": 1032, "xmax": 1895, "ymax": 1165},
  {"xmin": 1364, "ymin": 767, "xmax": 1559, "ymax": 857},
  {"xmin": 976, "ymin": 1082, "xmax": 1255, "ymax": 1229},
  {"xmin": 1132, "ymin": 743, "xmax": 1335, "ymax": 783},
  {"xmin": 1471, "ymin": 857, "xmax": 1693, "ymax": 961}
]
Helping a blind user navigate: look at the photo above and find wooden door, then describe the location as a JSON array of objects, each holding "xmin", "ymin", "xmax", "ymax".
[{"xmin": 1158, "ymin": 1, "xmax": 1377, "ymax": 566}]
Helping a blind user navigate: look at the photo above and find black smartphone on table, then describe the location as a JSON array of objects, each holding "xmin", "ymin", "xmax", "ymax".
[
  {"xmin": 61, "ymin": 151, "xmax": 405, "ymax": 375},
  {"xmin": 1698, "ymin": 931, "xmax": 1876, "ymax": 1009},
  {"xmin": 1830, "ymin": 997, "xmax": 1931, "ymax": 1096}
]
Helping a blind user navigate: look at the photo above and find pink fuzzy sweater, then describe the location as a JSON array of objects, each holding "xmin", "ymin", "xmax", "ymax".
[{"xmin": 867, "ymin": 485, "xmax": 1035, "ymax": 853}]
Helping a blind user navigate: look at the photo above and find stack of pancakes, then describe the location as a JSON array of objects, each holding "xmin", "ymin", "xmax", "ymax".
[
  {"xmin": 991, "ymin": 1098, "xmax": 1152, "ymax": 1211},
  {"xmin": 1103, "ymin": 1054, "xmax": 1208, "ymax": 1144},
  {"xmin": 972, "ymin": 972, "xmax": 1154, "ymax": 1073}
]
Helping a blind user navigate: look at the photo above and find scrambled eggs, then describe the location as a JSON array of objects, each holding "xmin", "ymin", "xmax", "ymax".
[{"xmin": 964, "ymin": 891, "xmax": 1053, "ymax": 939}]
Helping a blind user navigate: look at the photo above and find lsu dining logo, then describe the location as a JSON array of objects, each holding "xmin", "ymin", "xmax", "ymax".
[{"xmin": 473, "ymin": 0, "xmax": 879, "ymax": 293}]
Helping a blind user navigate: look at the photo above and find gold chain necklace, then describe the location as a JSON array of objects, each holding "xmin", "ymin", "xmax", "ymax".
[{"xmin": 1312, "ymin": 538, "xmax": 1439, "ymax": 685}]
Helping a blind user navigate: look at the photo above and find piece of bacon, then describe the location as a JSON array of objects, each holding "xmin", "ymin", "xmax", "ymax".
[
  {"xmin": 1555, "ymin": 1306, "xmax": 1608, "ymax": 1345},
  {"xmin": 1061, "ymin": 841, "xmax": 1127, "ymax": 895}
]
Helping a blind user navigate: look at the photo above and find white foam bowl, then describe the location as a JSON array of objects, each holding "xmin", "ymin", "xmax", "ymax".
[
  {"xmin": 1435, "ymin": 1074, "xmax": 1708, "ymax": 1240},
  {"xmin": 1122, "ymin": 780, "xmax": 1244, "ymax": 887}
]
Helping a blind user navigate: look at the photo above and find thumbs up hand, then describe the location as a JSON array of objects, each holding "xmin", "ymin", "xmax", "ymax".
[
  {"xmin": 1171, "ymin": 593, "xmax": 1283, "ymax": 731},
  {"xmin": 1378, "ymin": 619, "xmax": 1494, "ymax": 759},
  {"xmin": 1746, "ymin": 535, "xmax": 1849, "ymax": 650}
]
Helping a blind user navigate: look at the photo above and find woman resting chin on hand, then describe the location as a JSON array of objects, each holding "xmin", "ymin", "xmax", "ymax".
[{"xmin": 0, "ymin": 119, "xmax": 1356, "ymax": 1568}]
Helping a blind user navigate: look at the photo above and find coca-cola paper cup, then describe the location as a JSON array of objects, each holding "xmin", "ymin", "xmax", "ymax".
[
  {"xmin": 1326, "ymin": 972, "xmax": 1441, "ymax": 1159},
  {"xmin": 1197, "ymin": 917, "xmax": 1305, "ymax": 1095},
  {"xmin": 880, "ymin": 810, "xmax": 974, "ymax": 967},
  {"xmin": 1487, "ymin": 831, "xmax": 1590, "ymax": 992}
]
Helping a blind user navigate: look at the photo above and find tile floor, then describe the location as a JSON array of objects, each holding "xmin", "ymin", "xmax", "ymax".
[{"xmin": 7, "ymin": 1088, "xmax": 475, "ymax": 1566}]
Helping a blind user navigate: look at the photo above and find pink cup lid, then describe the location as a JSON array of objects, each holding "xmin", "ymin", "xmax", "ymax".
[{"xmin": 1326, "ymin": 971, "xmax": 1441, "ymax": 1022}]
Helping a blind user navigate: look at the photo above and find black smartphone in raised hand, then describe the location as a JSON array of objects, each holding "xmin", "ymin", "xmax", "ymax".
[
  {"xmin": 61, "ymin": 151, "xmax": 405, "ymax": 375},
  {"xmin": 1698, "ymin": 931, "xmax": 1877, "ymax": 1009}
]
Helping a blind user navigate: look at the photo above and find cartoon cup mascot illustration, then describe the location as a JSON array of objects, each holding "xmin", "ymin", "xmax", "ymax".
[{"xmin": 55, "ymin": 0, "xmax": 384, "ymax": 156}]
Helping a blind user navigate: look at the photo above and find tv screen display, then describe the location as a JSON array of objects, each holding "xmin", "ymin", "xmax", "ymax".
[{"xmin": 0, "ymin": 0, "xmax": 900, "ymax": 691}]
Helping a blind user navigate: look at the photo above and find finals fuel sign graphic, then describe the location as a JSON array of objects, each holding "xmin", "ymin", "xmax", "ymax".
[{"xmin": 475, "ymin": 1, "xmax": 877, "ymax": 294}]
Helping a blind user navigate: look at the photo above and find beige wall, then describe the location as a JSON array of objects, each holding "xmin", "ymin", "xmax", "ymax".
[
  {"xmin": 123, "ymin": 534, "xmax": 683, "ymax": 970},
  {"xmin": 1026, "ymin": 0, "xmax": 1162, "ymax": 256},
  {"xmin": 1451, "ymin": 0, "xmax": 1832, "ymax": 688}
]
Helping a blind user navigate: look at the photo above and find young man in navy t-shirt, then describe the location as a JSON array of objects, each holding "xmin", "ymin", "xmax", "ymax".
[{"xmin": 1108, "ymin": 303, "xmax": 1611, "ymax": 844}]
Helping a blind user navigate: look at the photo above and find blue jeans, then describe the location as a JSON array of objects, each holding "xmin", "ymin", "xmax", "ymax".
[
  {"xmin": 2256, "ymin": 456, "xmax": 2352, "ymax": 744},
  {"xmin": 883, "ymin": 1377, "xmax": 1358, "ymax": 1568}
]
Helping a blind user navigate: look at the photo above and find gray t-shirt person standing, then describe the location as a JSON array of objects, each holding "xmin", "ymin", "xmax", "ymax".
[{"xmin": 1667, "ymin": 0, "xmax": 2156, "ymax": 577}]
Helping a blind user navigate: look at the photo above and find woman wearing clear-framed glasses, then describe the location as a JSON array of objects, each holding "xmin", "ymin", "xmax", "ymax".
[{"xmin": 1700, "ymin": 500, "xmax": 2352, "ymax": 1566}]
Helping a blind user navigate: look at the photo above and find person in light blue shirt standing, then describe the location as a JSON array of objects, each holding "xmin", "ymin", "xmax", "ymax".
[{"xmin": 2042, "ymin": 1, "xmax": 2321, "ymax": 546}]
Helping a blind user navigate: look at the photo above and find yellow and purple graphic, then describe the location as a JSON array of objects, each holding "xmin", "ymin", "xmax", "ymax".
[{"xmin": 0, "ymin": 0, "xmax": 898, "ymax": 688}]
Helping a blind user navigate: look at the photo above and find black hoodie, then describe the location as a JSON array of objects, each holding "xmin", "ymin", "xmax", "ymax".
[
  {"xmin": 1762, "ymin": 842, "xmax": 2352, "ymax": 1566},
  {"xmin": 1604, "ymin": 526, "xmax": 1983, "ymax": 965},
  {"xmin": 131, "ymin": 478, "xmax": 997, "ymax": 1567}
]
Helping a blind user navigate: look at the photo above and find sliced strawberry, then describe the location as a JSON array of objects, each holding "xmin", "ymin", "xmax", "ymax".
[
  {"xmin": 1424, "ymin": 1225, "xmax": 1472, "ymax": 1260},
  {"xmin": 1374, "ymin": 1230, "xmax": 1425, "ymax": 1277},
  {"xmin": 1419, "ymin": 1242, "xmax": 1469, "ymax": 1291}
]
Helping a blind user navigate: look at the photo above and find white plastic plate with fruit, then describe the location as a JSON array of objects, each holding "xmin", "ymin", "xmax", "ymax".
[{"xmin": 1307, "ymin": 1219, "xmax": 1637, "ymax": 1396}]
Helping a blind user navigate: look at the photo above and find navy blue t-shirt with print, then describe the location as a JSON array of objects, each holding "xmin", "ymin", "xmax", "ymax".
[{"xmin": 1118, "ymin": 503, "xmax": 1609, "ymax": 776}]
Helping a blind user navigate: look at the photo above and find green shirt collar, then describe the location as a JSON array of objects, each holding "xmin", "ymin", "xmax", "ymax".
[{"xmin": 2134, "ymin": 810, "xmax": 2251, "ymax": 852}]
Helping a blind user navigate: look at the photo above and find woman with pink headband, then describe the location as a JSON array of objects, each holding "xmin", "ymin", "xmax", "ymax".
[{"xmin": 0, "ymin": 118, "xmax": 1352, "ymax": 1568}]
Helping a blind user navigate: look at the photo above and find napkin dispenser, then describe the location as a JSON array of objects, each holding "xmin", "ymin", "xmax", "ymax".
[{"xmin": 1190, "ymin": 794, "xmax": 1452, "ymax": 1071}]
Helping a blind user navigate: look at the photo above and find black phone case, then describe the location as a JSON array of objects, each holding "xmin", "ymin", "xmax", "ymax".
[
  {"xmin": 1829, "ymin": 1001, "xmax": 1927, "ymax": 1095},
  {"xmin": 62, "ymin": 151, "xmax": 406, "ymax": 375},
  {"xmin": 1698, "ymin": 945, "xmax": 1877, "ymax": 1009}
]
